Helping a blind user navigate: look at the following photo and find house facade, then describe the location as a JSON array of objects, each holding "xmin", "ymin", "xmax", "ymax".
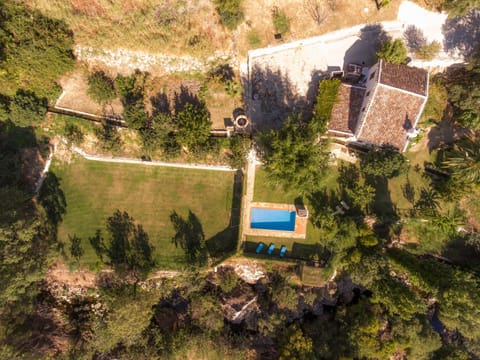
[{"xmin": 328, "ymin": 59, "xmax": 429, "ymax": 152}]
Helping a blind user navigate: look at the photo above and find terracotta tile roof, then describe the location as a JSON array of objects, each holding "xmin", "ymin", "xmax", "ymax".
[
  {"xmin": 357, "ymin": 86, "xmax": 425, "ymax": 150},
  {"xmin": 328, "ymin": 84, "xmax": 365, "ymax": 135},
  {"xmin": 379, "ymin": 61, "xmax": 428, "ymax": 96}
]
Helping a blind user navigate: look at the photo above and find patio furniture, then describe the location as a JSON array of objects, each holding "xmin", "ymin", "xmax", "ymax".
[
  {"xmin": 256, "ymin": 242, "xmax": 265, "ymax": 254},
  {"xmin": 279, "ymin": 245, "xmax": 287, "ymax": 258},
  {"xmin": 267, "ymin": 243, "xmax": 275, "ymax": 255}
]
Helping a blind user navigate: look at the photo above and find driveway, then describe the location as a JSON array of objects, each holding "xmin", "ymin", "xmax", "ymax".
[{"xmin": 245, "ymin": 0, "xmax": 466, "ymax": 130}]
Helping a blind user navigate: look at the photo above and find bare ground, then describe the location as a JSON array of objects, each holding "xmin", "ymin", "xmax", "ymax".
[{"xmin": 57, "ymin": 69, "xmax": 124, "ymax": 117}]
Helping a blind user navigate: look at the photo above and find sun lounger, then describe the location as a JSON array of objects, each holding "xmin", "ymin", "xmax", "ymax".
[
  {"xmin": 279, "ymin": 245, "xmax": 287, "ymax": 258},
  {"xmin": 267, "ymin": 243, "xmax": 275, "ymax": 255},
  {"xmin": 255, "ymin": 242, "xmax": 265, "ymax": 254}
]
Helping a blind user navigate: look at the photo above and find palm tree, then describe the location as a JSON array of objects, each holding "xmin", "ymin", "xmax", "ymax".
[{"xmin": 443, "ymin": 136, "xmax": 480, "ymax": 185}]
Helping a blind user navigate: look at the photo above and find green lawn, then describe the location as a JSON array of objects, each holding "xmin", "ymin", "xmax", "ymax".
[{"xmin": 53, "ymin": 156, "xmax": 239, "ymax": 269}]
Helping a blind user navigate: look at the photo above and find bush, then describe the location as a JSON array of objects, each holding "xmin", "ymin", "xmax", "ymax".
[
  {"xmin": 312, "ymin": 78, "xmax": 341, "ymax": 133},
  {"xmin": 94, "ymin": 123, "xmax": 123, "ymax": 153},
  {"xmin": 228, "ymin": 135, "xmax": 251, "ymax": 168},
  {"xmin": 123, "ymin": 99, "xmax": 148, "ymax": 130},
  {"xmin": 272, "ymin": 7, "xmax": 290, "ymax": 35},
  {"xmin": 64, "ymin": 123, "xmax": 84, "ymax": 145},
  {"xmin": 213, "ymin": 0, "xmax": 244, "ymax": 30},
  {"xmin": 376, "ymin": 39, "xmax": 408, "ymax": 64},
  {"xmin": 247, "ymin": 30, "xmax": 261, "ymax": 48},
  {"xmin": 87, "ymin": 71, "xmax": 116, "ymax": 104},
  {"xmin": 415, "ymin": 41, "xmax": 442, "ymax": 61},
  {"xmin": 219, "ymin": 270, "xmax": 239, "ymax": 293},
  {"xmin": 175, "ymin": 102, "xmax": 212, "ymax": 150}
]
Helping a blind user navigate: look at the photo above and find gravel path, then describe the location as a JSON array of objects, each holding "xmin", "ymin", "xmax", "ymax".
[
  {"xmin": 74, "ymin": 45, "xmax": 238, "ymax": 75},
  {"xmin": 67, "ymin": 141, "xmax": 236, "ymax": 172}
]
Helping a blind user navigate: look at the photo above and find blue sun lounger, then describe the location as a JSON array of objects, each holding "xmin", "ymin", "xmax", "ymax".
[
  {"xmin": 267, "ymin": 243, "xmax": 275, "ymax": 255},
  {"xmin": 279, "ymin": 245, "xmax": 287, "ymax": 258},
  {"xmin": 255, "ymin": 242, "xmax": 265, "ymax": 254}
]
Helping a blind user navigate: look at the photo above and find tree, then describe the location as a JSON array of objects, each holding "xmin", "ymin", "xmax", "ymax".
[
  {"xmin": 93, "ymin": 210, "xmax": 155, "ymax": 287},
  {"xmin": 376, "ymin": 39, "xmax": 408, "ymax": 64},
  {"xmin": 445, "ymin": 52, "xmax": 480, "ymax": 129},
  {"xmin": 87, "ymin": 71, "xmax": 116, "ymax": 104},
  {"xmin": 443, "ymin": 136, "xmax": 480, "ymax": 184},
  {"xmin": 213, "ymin": 0, "xmax": 244, "ymax": 30},
  {"xmin": 260, "ymin": 113, "xmax": 330, "ymax": 194},
  {"xmin": 442, "ymin": 0, "xmax": 480, "ymax": 16},
  {"xmin": 304, "ymin": 0, "xmax": 328, "ymax": 25},
  {"xmin": 170, "ymin": 210, "xmax": 207, "ymax": 265},
  {"xmin": 390, "ymin": 315, "xmax": 441, "ymax": 359},
  {"xmin": 403, "ymin": 25, "xmax": 426, "ymax": 52},
  {"xmin": 175, "ymin": 102, "xmax": 212, "ymax": 150},
  {"xmin": 372, "ymin": 276, "xmax": 428, "ymax": 320},
  {"xmin": 0, "ymin": 1, "xmax": 74, "ymax": 99},
  {"xmin": 278, "ymin": 325, "xmax": 314, "ymax": 360},
  {"xmin": 69, "ymin": 234, "xmax": 84, "ymax": 262},
  {"xmin": 8, "ymin": 89, "xmax": 47, "ymax": 127},
  {"xmin": 345, "ymin": 183, "xmax": 375, "ymax": 213},
  {"xmin": 360, "ymin": 148, "xmax": 408, "ymax": 178}
]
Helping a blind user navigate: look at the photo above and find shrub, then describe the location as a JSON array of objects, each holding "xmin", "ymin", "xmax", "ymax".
[
  {"xmin": 87, "ymin": 71, "xmax": 116, "ymax": 104},
  {"xmin": 228, "ymin": 135, "xmax": 251, "ymax": 168},
  {"xmin": 272, "ymin": 7, "xmax": 290, "ymax": 35},
  {"xmin": 247, "ymin": 30, "xmax": 261, "ymax": 48},
  {"xmin": 213, "ymin": 0, "xmax": 244, "ymax": 30},
  {"xmin": 312, "ymin": 78, "xmax": 341, "ymax": 133},
  {"xmin": 94, "ymin": 123, "xmax": 123, "ymax": 153},
  {"xmin": 175, "ymin": 102, "xmax": 212, "ymax": 150},
  {"xmin": 219, "ymin": 270, "xmax": 239, "ymax": 293},
  {"xmin": 415, "ymin": 41, "xmax": 442, "ymax": 61},
  {"xmin": 64, "ymin": 123, "xmax": 84, "ymax": 145}
]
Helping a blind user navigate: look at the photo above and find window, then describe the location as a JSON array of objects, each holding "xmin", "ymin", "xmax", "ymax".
[
  {"xmin": 366, "ymin": 91, "xmax": 370, "ymax": 97},
  {"xmin": 369, "ymin": 72, "xmax": 375, "ymax": 80}
]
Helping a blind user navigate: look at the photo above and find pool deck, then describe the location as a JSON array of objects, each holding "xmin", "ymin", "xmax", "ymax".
[{"xmin": 244, "ymin": 202, "xmax": 307, "ymax": 239}]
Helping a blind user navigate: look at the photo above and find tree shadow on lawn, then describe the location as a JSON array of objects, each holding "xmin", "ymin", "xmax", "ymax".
[
  {"xmin": 206, "ymin": 170, "xmax": 243, "ymax": 260},
  {"xmin": 365, "ymin": 174, "xmax": 400, "ymax": 241}
]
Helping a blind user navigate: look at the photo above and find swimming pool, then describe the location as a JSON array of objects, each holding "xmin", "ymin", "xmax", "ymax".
[{"xmin": 250, "ymin": 208, "xmax": 296, "ymax": 231}]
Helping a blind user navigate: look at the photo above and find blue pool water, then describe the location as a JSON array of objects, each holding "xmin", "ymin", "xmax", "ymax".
[{"xmin": 251, "ymin": 208, "xmax": 296, "ymax": 231}]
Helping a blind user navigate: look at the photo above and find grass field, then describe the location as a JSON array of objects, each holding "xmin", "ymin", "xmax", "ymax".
[{"xmin": 53, "ymin": 156, "xmax": 240, "ymax": 269}]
